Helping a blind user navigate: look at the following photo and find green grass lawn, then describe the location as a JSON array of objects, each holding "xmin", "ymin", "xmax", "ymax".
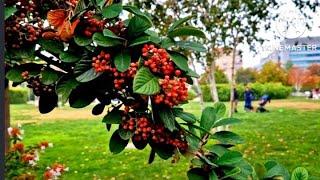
[{"xmin": 9, "ymin": 99, "xmax": 320, "ymax": 179}]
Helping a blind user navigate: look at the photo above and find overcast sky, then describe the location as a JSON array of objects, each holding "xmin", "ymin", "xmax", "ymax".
[{"xmin": 240, "ymin": 1, "xmax": 320, "ymax": 68}]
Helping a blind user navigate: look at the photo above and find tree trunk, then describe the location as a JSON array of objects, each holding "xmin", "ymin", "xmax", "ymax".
[
  {"xmin": 208, "ymin": 61, "xmax": 219, "ymax": 102},
  {"xmin": 4, "ymin": 85, "xmax": 10, "ymax": 153},
  {"xmin": 229, "ymin": 46, "xmax": 237, "ymax": 118},
  {"xmin": 189, "ymin": 61, "xmax": 204, "ymax": 110}
]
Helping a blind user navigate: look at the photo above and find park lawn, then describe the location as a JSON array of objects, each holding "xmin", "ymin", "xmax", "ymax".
[{"xmin": 9, "ymin": 99, "xmax": 320, "ymax": 179}]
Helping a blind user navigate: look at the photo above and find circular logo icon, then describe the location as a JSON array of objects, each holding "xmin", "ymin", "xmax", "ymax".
[{"xmin": 275, "ymin": 9, "xmax": 307, "ymax": 39}]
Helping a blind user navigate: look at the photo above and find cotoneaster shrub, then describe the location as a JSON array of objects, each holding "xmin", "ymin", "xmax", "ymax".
[{"xmin": 4, "ymin": 0, "xmax": 308, "ymax": 179}]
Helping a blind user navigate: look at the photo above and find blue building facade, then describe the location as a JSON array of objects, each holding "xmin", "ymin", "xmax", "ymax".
[{"xmin": 260, "ymin": 37, "xmax": 320, "ymax": 68}]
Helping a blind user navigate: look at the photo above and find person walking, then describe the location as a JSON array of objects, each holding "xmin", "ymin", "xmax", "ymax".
[
  {"xmin": 232, "ymin": 84, "xmax": 239, "ymax": 113},
  {"xmin": 244, "ymin": 86, "xmax": 254, "ymax": 112}
]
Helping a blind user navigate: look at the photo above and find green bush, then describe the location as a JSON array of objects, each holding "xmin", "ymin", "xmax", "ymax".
[
  {"xmin": 9, "ymin": 87, "xmax": 29, "ymax": 104},
  {"xmin": 201, "ymin": 83, "xmax": 292, "ymax": 102}
]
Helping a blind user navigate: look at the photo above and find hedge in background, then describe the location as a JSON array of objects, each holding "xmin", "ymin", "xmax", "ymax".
[
  {"xmin": 9, "ymin": 88, "xmax": 29, "ymax": 104},
  {"xmin": 201, "ymin": 83, "xmax": 292, "ymax": 102}
]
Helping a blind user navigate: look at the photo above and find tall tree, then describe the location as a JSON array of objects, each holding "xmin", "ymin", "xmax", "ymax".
[
  {"xmin": 236, "ymin": 67, "xmax": 258, "ymax": 84},
  {"xmin": 288, "ymin": 67, "xmax": 310, "ymax": 92},
  {"xmin": 308, "ymin": 63, "xmax": 320, "ymax": 76}
]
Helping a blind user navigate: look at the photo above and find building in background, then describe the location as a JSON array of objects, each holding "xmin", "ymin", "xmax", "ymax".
[
  {"xmin": 215, "ymin": 49, "xmax": 243, "ymax": 80},
  {"xmin": 259, "ymin": 36, "xmax": 320, "ymax": 68}
]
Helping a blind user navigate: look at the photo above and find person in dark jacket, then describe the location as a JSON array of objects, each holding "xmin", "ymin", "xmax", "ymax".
[
  {"xmin": 244, "ymin": 86, "xmax": 254, "ymax": 111},
  {"xmin": 256, "ymin": 94, "xmax": 271, "ymax": 112}
]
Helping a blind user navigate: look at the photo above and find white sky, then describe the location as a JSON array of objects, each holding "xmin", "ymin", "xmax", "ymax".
[{"xmin": 240, "ymin": 1, "xmax": 320, "ymax": 68}]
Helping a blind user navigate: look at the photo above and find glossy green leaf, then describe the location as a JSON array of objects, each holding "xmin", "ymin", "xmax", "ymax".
[
  {"xmin": 109, "ymin": 130, "xmax": 129, "ymax": 154},
  {"xmin": 200, "ymin": 107, "xmax": 217, "ymax": 135},
  {"xmin": 68, "ymin": 86, "xmax": 96, "ymax": 108},
  {"xmin": 264, "ymin": 163, "xmax": 290, "ymax": 180},
  {"xmin": 169, "ymin": 51, "xmax": 189, "ymax": 71},
  {"xmin": 103, "ymin": 29, "xmax": 125, "ymax": 40},
  {"xmin": 102, "ymin": 108, "xmax": 122, "ymax": 124},
  {"xmin": 291, "ymin": 167, "xmax": 308, "ymax": 180},
  {"xmin": 59, "ymin": 52, "xmax": 81, "ymax": 63},
  {"xmin": 74, "ymin": 35, "xmax": 92, "ymax": 46},
  {"xmin": 187, "ymin": 168, "xmax": 207, "ymax": 180},
  {"xmin": 168, "ymin": 26, "xmax": 206, "ymax": 39},
  {"xmin": 6, "ymin": 64, "xmax": 41, "ymax": 82},
  {"xmin": 209, "ymin": 171, "xmax": 218, "ymax": 180},
  {"xmin": 161, "ymin": 37, "xmax": 175, "ymax": 49},
  {"xmin": 39, "ymin": 94, "xmax": 58, "ymax": 114},
  {"xmin": 129, "ymin": 35, "xmax": 160, "ymax": 47},
  {"xmin": 168, "ymin": 15, "xmax": 194, "ymax": 32},
  {"xmin": 211, "ymin": 131, "xmax": 244, "ymax": 144},
  {"xmin": 41, "ymin": 69, "xmax": 60, "ymax": 85},
  {"xmin": 118, "ymin": 128, "xmax": 134, "ymax": 140},
  {"xmin": 92, "ymin": 32, "xmax": 122, "ymax": 47},
  {"xmin": 128, "ymin": 16, "xmax": 152, "ymax": 38},
  {"xmin": 123, "ymin": 5, "xmax": 152, "ymax": 25},
  {"xmin": 213, "ymin": 102, "xmax": 226, "ymax": 120},
  {"xmin": 5, "ymin": 6, "xmax": 17, "ymax": 20},
  {"xmin": 159, "ymin": 108, "xmax": 177, "ymax": 132},
  {"xmin": 209, "ymin": 144, "xmax": 229, "ymax": 157},
  {"xmin": 76, "ymin": 68, "xmax": 102, "ymax": 82},
  {"xmin": 114, "ymin": 51, "xmax": 131, "ymax": 72},
  {"xmin": 213, "ymin": 118, "xmax": 241, "ymax": 128},
  {"xmin": 92, "ymin": 103, "xmax": 105, "ymax": 115},
  {"xmin": 173, "ymin": 108, "xmax": 197, "ymax": 123},
  {"xmin": 102, "ymin": 3, "xmax": 122, "ymax": 19},
  {"xmin": 56, "ymin": 76, "xmax": 79, "ymax": 104},
  {"xmin": 175, "ymin": 41, "xmax": 207, "ymax": 52},
  {"xmin": 39, "ymin": 39, "xmax": 64, "ymax": 54},
  {"xmin": 133, "ymin": 67, "xmax": 160, "ymax": 95},
  {"xmin": 186, "ymin": 68, "xmax": 200, "ymax": 78},
  {"xmin": 215, "ymin": 151, "xmax": 242, "ymax": 166}
]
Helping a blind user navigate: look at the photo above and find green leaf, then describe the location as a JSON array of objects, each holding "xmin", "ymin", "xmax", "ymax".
[
  {"xmin": 173, "ymin": 108, "xmax": 197, "ymax": 123},
  {"xmin": 103, "ymin": 29, "xmax": 125, "ymax": 40},
  {"xmin": 92, "ymin": 103, "xmax": 105, "ymax": 115},
  {"xmin": 213, "ymin": 118, "xmax": 241, "ymax": 128},
  {"xmin": 74, "ymin": 0, "xmax": 86, "ymax": 16},
  {"xmin": 118, "ymin": 128, "xmax": 133, "ymax": 140},
  {"xmin": 38, "ymin": 39, "xmax": 64, "ymax": 54},
  {"xmin": 129, "ymin": 35, "xmax": 160, "ymax": 47},
  {"xmin": 185, "ymin": 68, "xmax": 199, "ymax": 78},
  {"xmin": 39, "ymin": 94, "xmax": 58, "ymax": 114},
  {"xmin": 213, "ymin": 102, "xmax": 226, "ymax": 120},
  {"xmin": 56, "ymin": 76, "xmax": 79, "ymax": 104},
  {"xmin": 5, "ymin": 6, "xmax": 17, "ymax": 20},
  {"xmin": 168, "ymin": 15, "xmax": 194, "ymax": 32},
  {"xmin": 133, "ymin": 67, "xmax": 160, "ymax": 95},
  {"xmin": 102, "ymin": 108, "xmax": 122, "ymax": 124},
  {"xmin": 187, "ymin": 168, "xmax": 207, "ymax": 180},
  {"xmin": 76, "ymin": 68, "xmax": 102, "ymax": 82},
  {"xmin": 102, "ymin": 3, "xmax": 122, "ymax": 19},
  {"xmin": 123, "ymin": 5, "xmax": 153, "ymax": 25},
  {"xmin": 69, "ymin": 86, "xmax": 96, "ymax": 108},
  {"xmin": 74, "ymin": 36, "xmax": 92, "ymax": 46},
  {"xmin": 168, "ymin": 26, "xmax": 206, "ymax": 39},
  {"xmin": 169, "ymin": 51, "xmax": 189, "ymax": 71},
  {"xmin": 200, "ymin": 107, "xmax": 217, "ymax": 134},
  {"xmin": 254, "ymin": 163, "xmax": 267, "ymax": 180},
  {"xmin": 209, "ymin": 144, "xmax": 230, "ymax": 157},
  {"xmin": 92, "ymin": 32, "xmax": 122, "ymax": 47},
  {"xmin": 59, "ymin": 52, "xmax": 81, "ymax": 63},
  {"xmin": 161, "ymin": 37, "xmax": 175, "ymax": 49},
  {"xmin": 109, "ymin": 130, "xmax": 129, "ymax": 154},
  {"xmin": 41, "ymin": 69, "xmax": 60, "ymax": 85},
  {"xmin": 74, "ymin": 59, "xmax": 92, "ymax": 75},
  {"xmin": 211, "ymin": 131, "xmax": 244, "ymax": 144},
  {"xmin": 209, "ymin": 171, "xmax": 218, "ymax": 180},
  {"xmin": 159, "ymin": 108, "xmax": 177, "ymax": 132},
  {"xmin": 222, "ymin": 167, "xmax": 241, "ymax": 179},
  {"xmin": 128, "ymin": 16, "xmax": 152, "ymax": 38},
  {"xmin": 215, "ymin": 151, "xmax": 242, "ymax": 166},
  {"xmin": 291, "ymin": 167, "xmax": 308, "ymax": 180},
  {"xmin": 175, "ymin": 41, "xmax": 207, "ymax": 52},
  {"xmin": 264, "ymin": 163, "xmax": 290, "ymax": 180},
  {"xmin": 114, "ymin": 51, "xmax": 131, "ymax": 72},
  {"xmin": 6, "ymin": 63, "xmax": 42, "ymax": 82},
  {"xmin": 185, "ymin": 134, "xmax": 200, "ymax": 152}
]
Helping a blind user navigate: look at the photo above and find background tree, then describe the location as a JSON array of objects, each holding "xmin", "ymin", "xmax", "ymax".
[
  {"xmin": 257, "ymin": 61, "xmax": 287, "ymax": 85},
  {"xmin": 199, "ymin": 67, "xmax": 228, "ymax": 85},
  {"xmin": 285, "ymin": 60, "xmax": 294, "ymax": 71},
  {"xmin": 235, "ymin": 68, "xmax": 258, "ymax": 84},
  {"xmin": 288, "ymin": 67, "xmax": 310, "ymax": 92},
  {"xmin": 308, "ymin": 63, "xmax": 320, "ymax": 76}
]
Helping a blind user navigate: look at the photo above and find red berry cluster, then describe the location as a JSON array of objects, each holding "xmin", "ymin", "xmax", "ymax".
[
  {"xmin": 91, "ymin": 51, "xmax": 112, "ymax": 72},
  {"xmin": 153, "ymin": 76, "xmax": 188, "ymax": 107},
  {"xmin": 23, "ymin": 76, "xmax": 54, "ymax": 96},
  {"xmin": 151, "ymin": 125, "xmax": 188, "ymax": 151},
  {"xmin": 107, "ymin": 21, "xmax": 126, "ymax": 37},
  {"xmin": 121, "ymin": 115, "xmax": 188, "ymax": 151},
  {"xmin": 21, "ymin": 71, "xmax": 29, "ymax": 80},
  {"xmin": 142, "ymin": 44, "xmax": 175, "ymax": 76},
  {"xmin": 81, "ymin": 11, "xmax": 106, "ymax": 37},
  {"xmin": 113, "ymin": 62, "xmax": 138, "ymax": 90},
  {"xmin": 5, "ymin": 0, "xmax": 43, "ymax": 48}
]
